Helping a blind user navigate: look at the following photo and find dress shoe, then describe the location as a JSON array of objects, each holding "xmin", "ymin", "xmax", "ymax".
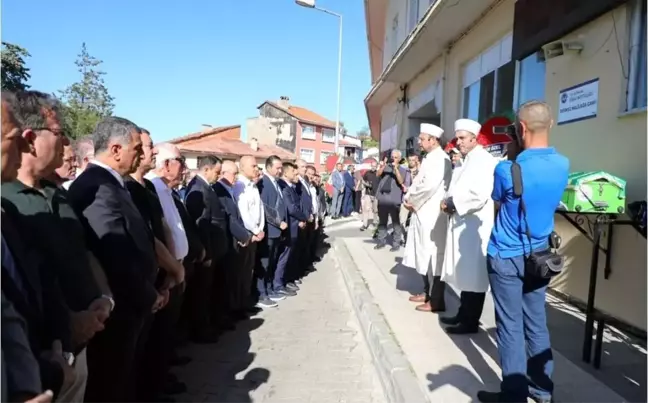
[
  {"xmin": 445, "ymin": 324, "xmax": 479, "ymax": 334},
  {"xmin": 389, "ymin": 245, "xmax": 400, "ymax": 252},
  {"xmin": 439, "ymin": 315, "xmax": 461, "ymax": 326},
  {"xmin": 285, "ymin": 282, "xmax": 299, "ymax": 291},
  {"xmin": 295, "ymin": 279, "xmax": 303, "ymax": 285},
  {"xmin": 408, "ymin": 294, "xmax": 427, "ymax": 303},
  {"xmin": 374, "ymin": 242, "xmax": 386, "ymax": 250},
  {"xmin": 415, "ymin": 302, "xmax": 445, "ymax": 312}
]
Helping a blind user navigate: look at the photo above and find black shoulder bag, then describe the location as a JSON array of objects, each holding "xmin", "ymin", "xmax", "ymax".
[{"xmin": 510, "ymin": 162, "xmax": 565, "ymax": 279}]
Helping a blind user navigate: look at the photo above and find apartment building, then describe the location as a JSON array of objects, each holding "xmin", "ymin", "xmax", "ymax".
[
  {"xmin": 364, "ymin": 0, "xmax": 647, "ymax": 330},
  {"xmin": 246, "ymin": 96, "xmax": 356, "ymax": 172}
]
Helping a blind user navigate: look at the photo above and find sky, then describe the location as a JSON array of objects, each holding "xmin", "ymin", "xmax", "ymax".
[{"xmin": 2, "ymin": 0, "xmax": 371, "ymax": 142}]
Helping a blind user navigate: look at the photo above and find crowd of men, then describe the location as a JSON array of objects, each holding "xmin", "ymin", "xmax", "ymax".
[
  {"xmin": 1, "ymin": 90, "xmax": 329, "ymax": 403},
  {"xmin": 359, "ymin": 101, "xmax": 568, "ymax": 403}
]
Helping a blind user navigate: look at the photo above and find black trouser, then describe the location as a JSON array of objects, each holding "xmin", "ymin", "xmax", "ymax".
[
  {"xmin": 284, "ymin": 236, "xmax": 301, "ymax": 283},
  {"xmin": 297, "ymin": 227, "xmax": 312, "ymax": 275},
  {"xmin": 456, "ymin": 291, "xmax": 486, "ymax": 329},
  {"xmin": 422, "ymin": 275, "xmax": 446, "ymax": 309},
  {"xmin": 185, "ymin": 261, "xmax": 215, "ymax": 337},
  {"xmin": 233, "ymin": 243, "xmax": 257, "ymax": 312},
  {"xmin": 255, "ymin": 237, "xmax": 283, "ymax": 298},
  {"xmin": 136, "ymin": 286, "xmax": 184, "ymax": 401},
  {"xmin": 376, "ymin": 203, "xmax": 402, "ymax": 246},
  {"xmin": 212, "ymin": 250, "xmax": 236, "ymax": 326},
  {"xmin": 354, "ymin": 190, "xmax": 361, "ymax": 213},
  {"xmin": 85, "ymin": 309, "xmax": 148, "ymax": 402}
]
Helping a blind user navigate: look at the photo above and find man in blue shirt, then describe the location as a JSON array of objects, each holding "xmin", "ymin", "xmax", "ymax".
[{"xmin": 478, "ymin": 101, "xmax": 569, "ymax": 403}]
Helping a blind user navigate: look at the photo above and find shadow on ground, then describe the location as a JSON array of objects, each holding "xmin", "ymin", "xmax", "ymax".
[
  {"xmin": 388, "ymin": 257, "xmax": 647, "ymax": 402},
  {"xmin": 173, "ymin": 318, "xmax": 269, "ymax": 402}
]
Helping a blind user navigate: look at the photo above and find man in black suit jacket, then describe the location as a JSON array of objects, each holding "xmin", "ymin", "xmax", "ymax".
[
  {"xmin": 183, "ymin": 155, "xmax": 226, "ymax": 343},
  {"xmin": 212, "ymin": 161, "xmax": 253, "ymax": 323},
  {"xmin": 67, "ymin": 116, "xmax": 162, "ymax": 403},
  {"xmin": 277, "ymin": 162, "xmax": 308, "ymax": 294}
]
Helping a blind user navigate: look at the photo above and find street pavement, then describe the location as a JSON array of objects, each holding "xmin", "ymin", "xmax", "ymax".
[
  {"xmin": 173, "ymin": 240, "xmax": 387, "ymax": 403},
  {"xmin": 331, "ymin": 215, "xmax": 630, "ymax": 403}
]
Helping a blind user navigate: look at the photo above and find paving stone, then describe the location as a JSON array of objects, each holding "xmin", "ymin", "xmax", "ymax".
[{"xmin": 173, "ymin": 251, "xmax": 387, "ymax": 403}]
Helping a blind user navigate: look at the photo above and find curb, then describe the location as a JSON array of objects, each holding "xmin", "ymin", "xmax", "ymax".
[{"xmin": 332, "ymin": 238, "xmax": 430, "ymax": 403}]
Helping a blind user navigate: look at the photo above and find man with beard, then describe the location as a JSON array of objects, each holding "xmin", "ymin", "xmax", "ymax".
[
  {"xmin": 402, "ymin": 124, "xmax": 452, "ymax": 313},
  {"xmin": 439, "ymin": 119, "xmax": 498, "ymax": 335},
  {"xmin": 67, "ymin": 117, "xmax": 163, "ymax": 402},
  {"xmin": 2, "ymin": 91, "xmax": 112, "ymax": 402}
]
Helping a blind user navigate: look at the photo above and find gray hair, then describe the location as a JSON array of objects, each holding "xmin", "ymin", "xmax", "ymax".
[
  {"xmin": 73, "ymin": 135, "xmax": 95, "ymax": 159},
  {"xmin": 93, "ymin": 116, "xmax": 141, "ymax": 154},
  {"xmin": 13, "ymin": 90, "xmax": 64, "ymax": 129}
]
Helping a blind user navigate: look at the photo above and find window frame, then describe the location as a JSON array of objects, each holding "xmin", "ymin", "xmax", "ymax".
[
  {"xmin": 300, "ymin": 148, "xmax": 315, "ymax": 163},
  {"xmin": 322, "ymin": 128, "xmax": 335, "ymax": 143},
  {"xmin": 408, "ymin": 0, "xmax": 420, "ymax": 33},
  {"xmin": 320, "ymin": 151, "xmax": 333, "ymax": 164},
  {"xmin": 512, "ymin": 51, "xmax": 547, "ymax": 109},
  {"xmin": 301, "ymin": 124, "xmax": 316, "ymax": 140}
]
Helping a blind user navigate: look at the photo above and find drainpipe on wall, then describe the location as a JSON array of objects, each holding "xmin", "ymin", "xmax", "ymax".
[
  {"xmin": 440, "ymin": 46, "xmax": 451, "ymax": 137},
  {"xmin": 397, "ymin": 85, "xmax": 409, "ymax": 151}
]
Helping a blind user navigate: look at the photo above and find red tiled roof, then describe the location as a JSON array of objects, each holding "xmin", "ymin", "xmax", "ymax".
[
  {"xmin": 167, "ymin": 125, "xmax": 295, "ymax": 160},
  {"xmin": 258, "ymin": 101, "xmax": 336, "ymax": 129}
]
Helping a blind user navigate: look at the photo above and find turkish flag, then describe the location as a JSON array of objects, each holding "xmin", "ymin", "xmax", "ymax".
[{"xmin": 477, "ymin": 116, "xmax": 513, "ymax": 158}]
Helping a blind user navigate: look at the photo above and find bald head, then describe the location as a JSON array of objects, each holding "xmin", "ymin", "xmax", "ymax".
[
  {"xmin": 239, "ymin": 155, "xmax": 256, "ymax": 180},
  {"xmin": 518, "ymin": 100, "xmax": 553, "ymax": 134}
]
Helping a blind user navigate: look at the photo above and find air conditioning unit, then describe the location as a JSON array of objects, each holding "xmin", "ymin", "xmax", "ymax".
[{"xmin": 542, "ymin": 40, "xmax": 584, "ymax": 60}]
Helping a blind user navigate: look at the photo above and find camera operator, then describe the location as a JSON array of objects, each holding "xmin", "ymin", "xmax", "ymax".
[
  {"xmin": 477, "ymin": 101, "xmax": 569, "ymax": 403},
  {"xmin": 374, "ymin": 149, "xmax": 407, "ymax": 251}
]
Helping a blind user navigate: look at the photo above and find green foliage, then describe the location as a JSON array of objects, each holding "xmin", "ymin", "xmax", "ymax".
[
  {"xmin": 357, "ymin": 126, "xmax": 378, "ymax": 149},
  {"xmin": 59, "ymin": 43, "xmax": 114, "ymax": 139},
  {"xmin": 1, "ymin": 42, "xmax": 31, "ymax": 91}
]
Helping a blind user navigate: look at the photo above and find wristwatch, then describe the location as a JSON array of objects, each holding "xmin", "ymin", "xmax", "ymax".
[
  {"xmin": 101, "ymin": 294, "xmax": 115, "ymax": 312},
  {"xmin": 62, "ymin": 351, "xmax": 75, "ymax": 366}
]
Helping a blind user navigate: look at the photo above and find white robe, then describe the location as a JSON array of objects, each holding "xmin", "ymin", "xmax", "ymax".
[
  {"xmin": 402, "ymin": 146, "xmax": 453, "ymax": 276},
  {"xmin": 441, "ymin": 146, "xmax": 498, "ymax": 293}
]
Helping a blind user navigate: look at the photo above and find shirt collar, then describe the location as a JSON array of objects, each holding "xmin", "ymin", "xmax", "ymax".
[
  {"xmin": 90, "ymin": 160, "xmax": 125, "ymax": 187},
  {"xmin": 264, "ymin": 172, "xmax": 277, "ymax": 183},
  {"xmin": 196, "ymin": 173, "xmax": 211, "ymax": 186},
  {"xmin": 237, "ymin": 175, "xmax": 254, "ymax": 187},
  {"xmin": 516, "ymin": 147, "xmax": 556, "ymax": 161}
]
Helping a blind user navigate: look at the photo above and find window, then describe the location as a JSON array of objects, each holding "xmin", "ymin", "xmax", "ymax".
[
  {"xmin": 627, "ymin": 0, "xmax": 647, "ymax": 110},
  {"xmin": 461, "ymin": 35, "xmax": 515, "ymax": 122},
  {"xmin": 516, "ymin": 51, "xmax": 546, "ymax": 107},
  {"xmin": 300, "ymin": 148, "xmax": 315, "ymax": 163},
  {"xmin": 322, "ymin": 128, "xmax": 335, "ymax": 143},
  {"xmin": 320, "ymin": 151, "xmax": 333, "ymax": 164},
  {"xmin": 391, "ymin": 14, "xmax": 399, "ymax": 58},
  {"xmin": 408, "ymin": 0, "xmax": 420, "ymax": 32},
  {"xmin": 301, "ymin": 124, "xmax": 316, "ymax": 140}
]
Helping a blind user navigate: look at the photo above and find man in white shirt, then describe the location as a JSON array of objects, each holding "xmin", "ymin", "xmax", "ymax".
[
  {"xmin": 233, "ymin": 156, "xmax": 266, "ymax": 313},
  {"xmin": 145, "ymin": 143, "xmax": 189, "ymax": 262}
]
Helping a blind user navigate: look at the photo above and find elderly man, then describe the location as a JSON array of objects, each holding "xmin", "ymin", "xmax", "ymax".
[
  {"xmin": 1, "ymin": 92, "xmax": 70, "ymax": 402},
  {"xmin": 233, "ymin": 156, "xmax": 265, "ymax": 315},
  {"xmin": 54, "ymin": 143, "xmax": 78, "ymax": 185},
  {"xmin": 374, "ymin": 149, "xmax": 407, "ymax": 251},
  {"xmin": 63, "ymin": 135, "xmax": 94, "ymax": 190},
  {"xmin": 402, "ymin": 124, "xmax": 452, "ymax": 313},
  {"xmin": 439, "ymin": 118, "xmax": 498, "ymax": 335},
  {"xmin": 3, "ymin": 91, "xmax": 115, "ymax": 402},
  {"xmin": 67, "ymin": 117, "xmax": 162, "ymax": 402}
]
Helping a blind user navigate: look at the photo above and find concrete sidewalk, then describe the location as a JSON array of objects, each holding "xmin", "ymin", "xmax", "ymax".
[{"xmin": 334, "ymin": 234, "xmax": 627, "ymax": 403}]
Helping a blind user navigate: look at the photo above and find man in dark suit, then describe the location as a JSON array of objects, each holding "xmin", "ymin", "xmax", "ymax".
[
  {"xmin": 0, "ymin": 92, "xmax": 72, "ymax": 400},
  {"xmin": 184, "ymin": 155, "xmax": 226, "ymax": 342},
  {"xmin": 294, "ymin": 160, "xmax": 314, "ymax": 281},
  {"xmin": 67, "ymin": 116, "xmax": 162, "ymax": 402},
  {"xmin": 213, "ymin": 161, "xmax": 253, "ymax": 322},
  {"xmin": 255, "ymin": 155, "xmax": 289, "ymax": 309},
  {"xmin": 277, "ymin": 162, "xmax": 308, "ymax": 294}
]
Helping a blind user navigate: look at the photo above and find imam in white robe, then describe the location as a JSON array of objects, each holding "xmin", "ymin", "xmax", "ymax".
[
  {"xmin": 402, "ymin": 146, "xmax": 453, "ymax": 276},
  {"xmin": 441, "ymin": 145, "xmax": 498, "ymax": 293}
]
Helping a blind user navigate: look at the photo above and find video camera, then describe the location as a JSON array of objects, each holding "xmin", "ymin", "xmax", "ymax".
[{"xmin": 504, "ymin": 121, "xmax": 523, "ymax": 149}]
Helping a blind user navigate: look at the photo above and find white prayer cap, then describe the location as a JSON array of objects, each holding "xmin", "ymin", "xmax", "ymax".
[
  {"xmin": 454, "ymin": 118, "xmax": 481, "ymax": 136},
  {"xmin": 420, "ymin": 123, "xmax": 443, "ymax": 138}
]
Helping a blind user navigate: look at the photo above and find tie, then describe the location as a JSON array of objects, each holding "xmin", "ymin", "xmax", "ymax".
[{"xmin": 272, "ymin": 178, "xmax": 283, "ymax": 199}]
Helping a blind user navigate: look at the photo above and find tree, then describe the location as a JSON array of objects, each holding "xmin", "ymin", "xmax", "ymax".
[
  {"xmin": 1, "ymin": 42, "xmax": 31, "ymax": 91},
  {"xmin": 59, "ymin": 43, "xmax": 115, "ymax": 139},
  {"xmin": 357, "ymin": 126, "xmax": 378, "ymax": 149}
]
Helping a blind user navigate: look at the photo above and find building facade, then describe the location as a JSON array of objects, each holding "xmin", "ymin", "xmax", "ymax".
[
  {"xmin": 167, "ymin": 125, "xmax": 296, "ymax": 172},
  {"xmin": 365, "ymin": 0, "xmax": 647, "ymax": 330},
  {"xmin": 247, "ymin": 96, "xmax": 352, "ymax": 172}
]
